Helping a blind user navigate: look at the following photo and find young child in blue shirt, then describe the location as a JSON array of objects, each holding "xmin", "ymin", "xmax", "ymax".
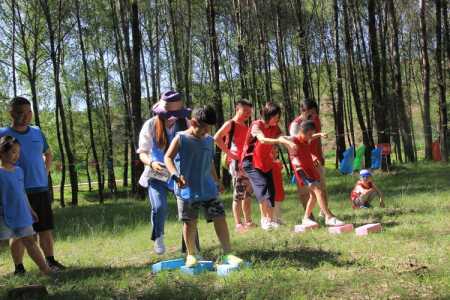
[
  {"xmin": 0, "ymin": 136, "xmax": 52, "ymax": 275},
  {"xmin": 165, "ymin": 105, "xmax": 243, "ymax": 268}
]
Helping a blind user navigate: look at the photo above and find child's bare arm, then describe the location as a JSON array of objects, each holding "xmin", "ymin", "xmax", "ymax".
[
  {"xmin": 210, "ymin": 162, "xmax": 224, "ymax": 193},
  {"xmin": 164, "ymin": 135, "xmax": 180, "ymax": 177},
  {"xmin": 372, "ymin": 183, "xmax": 385, "ymax": 207},
  {"xmin": 311, "ymin": 132, "xmax": 328, "ymax": 140}
]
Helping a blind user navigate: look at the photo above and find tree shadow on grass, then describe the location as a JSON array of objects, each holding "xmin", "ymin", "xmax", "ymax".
[
  {"xmin": 52, "ymin": 199, "xmax": 181, "ymax": 241},
  {"xmin": 238, "ymin": 246, "xmax": 355, "ymax": 270}
]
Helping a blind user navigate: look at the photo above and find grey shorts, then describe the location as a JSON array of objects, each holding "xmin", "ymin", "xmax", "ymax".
[
  {"xmin": 177, "ymin": 198, "xmax": 225, "ymax": 222},
  {"xmin": 0, "ymin": 215, "xmax": 35, "ymax": 240}
]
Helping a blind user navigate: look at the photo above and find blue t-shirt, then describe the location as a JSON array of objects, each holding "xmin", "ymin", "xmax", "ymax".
[
  {"xmin": 175, "ymin": 133, "xmax": 218, "ymax": 202},
  {"xmin": 0, "ymin": 167, "xmax": 33, "ymax": 229},
  {"xmin": 0, "ymin": 126, "xmax": 49, "ymax": 193}
]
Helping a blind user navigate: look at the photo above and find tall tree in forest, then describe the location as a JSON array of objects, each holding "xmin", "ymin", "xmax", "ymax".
[
  {"xmin": 333, "ymin": 0, "xmax": 346, "ymax": 161},
  {"xmin": 291, "ymin": 0, "xmax": 313, "ymax": 100},
  {"xmin": 75, "ymin": 0, "xmax": 104, "ymax": 202},
  {"xmin": 420, "ymin": 0, "xmax": 433, "ymax": 160},
  {"xmin": 206, "ymin": 0, "xmax": 224, "ymax": 174},
  {"xmin": 129, "ymin": 0, "xmax": 144, "ymax": 193},
  {"xmin": 387, "ymin": 0, "xmax": 416, "ymax": 162},
  {"xmin": 435, "ymin": 0, "xmax": 448, "ymax": 161},
  {"xmin": 39, "ymin": 0, "xmax": 78, "ymax": 205},
  {"xmin": 342, "ymin": 0, "xmax": 372, "ymax": 165},
  {"xmin": 15, "ymin": 0, "xmax": 44, "ymax": 127},
  {"xmin": 11, "ymin": 0, "xmax": 17, "ymax": 96},
  {"xmin": 232, "ymin": 0, "xmax": 249, "ymax": 99},
  {"xmin": 368, "ymin": 0, "xmax": 390, "ymax": 168}
]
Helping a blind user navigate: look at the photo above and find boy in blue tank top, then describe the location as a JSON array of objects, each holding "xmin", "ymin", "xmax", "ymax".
[{"xmin": 165, "ymin": 106, "xmax": 243, "ymax": 268}]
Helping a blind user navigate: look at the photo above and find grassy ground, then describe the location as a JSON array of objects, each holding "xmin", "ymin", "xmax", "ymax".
[{"xmin": 0, "ymin": 162, "xmax": 449, "ymax": 300}]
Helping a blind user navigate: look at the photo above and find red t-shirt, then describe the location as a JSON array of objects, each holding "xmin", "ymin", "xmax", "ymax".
[
  {"xmin": 242, "ymin": 120, "xmax": 281, "ymax": 172},
  {"xmin": 290, "ymin": 114, "xmax": 324, "ymax": 164},
  {"xmin": 226, "ymin": 120, "xmax": 249, "ymax": 164},
  {"xmin": 289, "ymin": 136, "xmax": 320, "ymax": 182}
]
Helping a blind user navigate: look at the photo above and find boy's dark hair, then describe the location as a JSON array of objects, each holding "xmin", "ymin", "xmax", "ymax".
[
  {"xmin": 9, "ymin": 96, "xmax": 31, "ymax": 112},
  {"xmin": 236, "ymin": 99, "xmax": 253, "ymax": 107},
  {"xmin": 0, "ymin": 136, "xmax": 20, "ymax": 154},
  {"xmin": 260, "ymin": 102, "xmax": 281, "ymax": 122},
  {"xmin": 301, "ymin": 98, "xmax": 318, "ymax": 112},
  {"xmin": 300, "ymin": 120, "xmax": 316, "ymax": 134},
  {"xmin": 192, "ymin": 105, "xmax": 217, "ymax": 125}
]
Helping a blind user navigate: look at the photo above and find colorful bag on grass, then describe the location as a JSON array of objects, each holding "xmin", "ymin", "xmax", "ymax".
[
  {"xmin": 353, "ymin": 145, "xmax": 366, "ymax": 170},
  {"xmin": 371, "ymin": 147, "xmax": 382, "ymax": 169},
  {"xmin": 339, "ymin": 146, "xmax": 355, "ymax": 175}
]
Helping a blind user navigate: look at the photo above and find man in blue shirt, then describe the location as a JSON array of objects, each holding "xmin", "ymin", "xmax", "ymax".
[{"xmin": 0, "ymin": 97, "xmax": 65, "ymax": 274}]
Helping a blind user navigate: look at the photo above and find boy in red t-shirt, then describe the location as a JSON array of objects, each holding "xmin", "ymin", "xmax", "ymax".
[
  {"xmin": 289, "ymin": 120, "xmax": 344, "ymax": 227},
  {"xmin": 351, "ymin": 169, "xmax": 384, "ymax": 209}
]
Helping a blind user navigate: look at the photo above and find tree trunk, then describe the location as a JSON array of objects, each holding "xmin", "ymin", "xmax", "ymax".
[
  {"xmin": 333, "ymin": 0, "xmax": 347, "ymax": 161},
  {"xmin": 387, "ymin": 0, "xmax": 416, "ymax": 162},
  {"xmin": 75, "ymin": 0, "xmax": 104, "ymax": 202},
  {"xmin": 275, "ymin": 3, "xmax": 293, "ymax": 132},
  {"xmin": 420, "ymin": 0, "xmax": 433, "ymax": 160},
  {"xmin": 40, "ymin": 0, "xmax": 78, "ymax": 205},
  {"xmin": 343, "ymin": 0, "xmax": 372, "ymax": 166},
  {"xmin": 55, "ymin": 101, "xmax": 65, "ymax": 207},
  {"xmin": 435, "ymin": 0, "xmax": 448, "ymax": 161},
  {"xmin": 291, "ymin": 0, "xmax": 312, "ymax": 100},
  {"xmin": 368, "ymin": 0, "xmax": 390, "ymax": 169},
  {"xmin": 129, "ymin": 0, "xmax": 144, "ymax": 194},
  {"xmin": 206, "ymin": 0, "xmax": 224, "ymax": 176},
  {"xmin": 232, "ymin": 0, "xmax": 249, "ymax": 99}
]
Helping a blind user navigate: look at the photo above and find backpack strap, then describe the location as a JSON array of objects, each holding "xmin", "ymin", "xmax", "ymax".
[{"xmin": 227, "ymin": 120, "xmax": 236, "ymax": 149}]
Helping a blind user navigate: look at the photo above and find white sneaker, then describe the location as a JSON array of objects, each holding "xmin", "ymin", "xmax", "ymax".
[
  {"xmin": 325, "ymin": 217, "xmax": 345, "ymax": 227},
  {"xmin": 270, "ymin": 221, "xmax": 280, "ymax": 229},
  {"xmin": 302, "ymin": 217, "xmax": 319, "ymax": 227},
  {"xmin": 261, "ymin": 218, "xmax": 272, "ymax": 231},
  {"xmin": 154, "ymin": 236, "xmax": 166, "ymax": 255}
]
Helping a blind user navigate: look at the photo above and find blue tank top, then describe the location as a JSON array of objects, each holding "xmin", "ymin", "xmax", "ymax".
[{"xmin": 175, "ymin": 133, "xmax": 218, "ymax": 203}]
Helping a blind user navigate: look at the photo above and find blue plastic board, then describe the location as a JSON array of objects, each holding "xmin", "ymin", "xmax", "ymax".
[
  {"xmin": 180, "ymin": 261, "xmax": 214, "ymax": 275},
  {"xmin": 151, "ymin": 258, "xmax": 185, "ymax": 273}
]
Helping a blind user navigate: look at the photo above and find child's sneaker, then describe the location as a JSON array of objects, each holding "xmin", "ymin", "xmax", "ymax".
[
  {"xmin": 260, "ymin": 218, "xmax": 272, "ymax": 231},
  {"xmin": 302, "ymin": 217, "xmax": 319, "ymax": 227},
  {"xmin": 235, "ymin": 223, "xmax": 248, "ymax": 233},
  {"xmin": 222, "ymin": 254, "xmax": 244, "ymax": 266},
  {"xmin": 275, "ymin": 218, "xmax": 285, "ymax": 225},
  {"xmin": 270, "ymin": 220, "xmax": 280, "ymax": 229},
  {"xmin": 325, "ymin": 217, "xmax": 345, "ymax": 227},
  {"xmin": 154, "ymin": 236, "xmax": 166, "ymax": 255},
  {"xmin": 185, "ymin": 255, "xmax": 198, "ymax": 268}
]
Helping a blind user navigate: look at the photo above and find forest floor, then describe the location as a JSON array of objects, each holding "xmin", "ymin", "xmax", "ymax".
[{"xmin": 0, "ymin": 162, "xmax": 449, "ymax": 300}]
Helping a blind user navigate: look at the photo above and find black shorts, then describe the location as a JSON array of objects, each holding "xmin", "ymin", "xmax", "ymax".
[
  {"xmin": 27, "ymin": 191, "xmax": 54, "ymax": 232},
  {"xmin": 242, "ymin": 157, "xmax": 275, "ymax": 207}
]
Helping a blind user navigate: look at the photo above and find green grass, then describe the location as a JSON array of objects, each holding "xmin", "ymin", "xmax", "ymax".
[{"xmin": 1, "ymin": 163, "xmax": 450, "ymax": 299}]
